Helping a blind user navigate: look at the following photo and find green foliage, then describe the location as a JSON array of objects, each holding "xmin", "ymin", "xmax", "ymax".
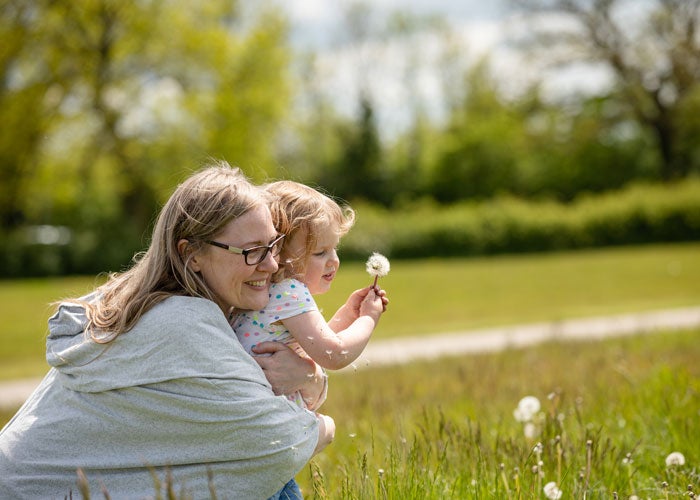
[
  {"xmin": 342, "ymin": 178, "xmax": 700, "ymax": 259},
  {"xmin": 1, "ymin": 0, "xmax": 292, "ymax": 276},
  {"xmin": 317, "ymin": 94, "xmax": 390, "ymax": 205}
]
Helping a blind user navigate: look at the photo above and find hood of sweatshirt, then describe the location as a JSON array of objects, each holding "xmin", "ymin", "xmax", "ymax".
[{"xmin": 46, "ymin": 294, "xmax": 264, "ymax": 393}]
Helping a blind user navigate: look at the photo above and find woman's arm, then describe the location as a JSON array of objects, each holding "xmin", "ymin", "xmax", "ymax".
[{"xmin": 252, "ymin": 341, "xmax": 328, "ymax": 410}]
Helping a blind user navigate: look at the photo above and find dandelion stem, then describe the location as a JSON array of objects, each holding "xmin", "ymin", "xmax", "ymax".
[
  {"xmin": 583, "ymin": 440, "xmax": 592, "ymax": 500},
  {"xmin": 500, "ymin": 464, "xmax": 512, "ymax": 500}
]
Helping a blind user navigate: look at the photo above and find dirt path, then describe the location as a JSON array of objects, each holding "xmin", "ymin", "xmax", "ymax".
[{"xmin": 2, "ymin": 306, "xmax": 700, "ymax": 410}]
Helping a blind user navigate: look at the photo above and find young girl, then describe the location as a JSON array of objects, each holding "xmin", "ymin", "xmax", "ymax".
[{"xmin": 233, "ymin": 180, "xmax": 387, "ymax": 409}]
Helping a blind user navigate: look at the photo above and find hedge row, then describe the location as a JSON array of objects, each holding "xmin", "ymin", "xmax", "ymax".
[
  {"xmin": 2, "ymin": 179, "xmax": 699, "ymax": 277},
  {"xmin": 341, "ymin": 178, "xmax": 700, "ymax": 260}
]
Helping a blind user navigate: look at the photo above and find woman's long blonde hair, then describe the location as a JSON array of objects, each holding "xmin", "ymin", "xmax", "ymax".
[
  {"xmin": 77, "ymin": 160, "xmax": 262, "ymax": 342},
  {"xmin": 264, "ymin": 180, "xmax": 355, "ymax": 282}
]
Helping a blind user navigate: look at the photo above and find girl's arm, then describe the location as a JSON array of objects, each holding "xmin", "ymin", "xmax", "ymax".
[
  {"xmin": 283, "ymin": 288, "xmax": 384, "ymax": 370},
  {"xmin": 329, "ymin": 286, "xmax": 388, "ymax": 332}
]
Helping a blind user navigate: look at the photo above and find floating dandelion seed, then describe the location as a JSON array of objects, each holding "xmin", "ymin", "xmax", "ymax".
[
  {"xmin": 366, "ymin": 252, "xmax": 390, "ymax": 287},
  {"xmin": 543, "ymin": 481, "xmax": 563, "ymax": 500},
  {"xmin": 665, "ymin": 451, "xmax": 686, "ymax": 466}
]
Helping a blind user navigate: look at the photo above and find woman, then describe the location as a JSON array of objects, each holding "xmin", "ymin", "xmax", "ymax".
[{"xmin": 0, "ymin": 162, "xmax": 343, "ymax": 499}]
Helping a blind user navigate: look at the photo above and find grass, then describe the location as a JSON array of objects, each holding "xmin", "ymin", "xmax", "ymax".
[
  {"xmin": 301, "ymin": 327, "xmax": 700, "ymax": 498},
  {"xmin": 0, "ymin": 244, "xmax": 698, "ymax": 498},
  {"xmin": 6, "ymin": 327, "xmax": 695, "ymax": 498},
  {"xmin": 1, "ymin": 242, "xmax": 699, "ymax": 380}
]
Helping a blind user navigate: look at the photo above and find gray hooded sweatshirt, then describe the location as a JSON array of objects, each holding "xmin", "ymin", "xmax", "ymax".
[{"xmin": 0, "ymin": 295, "xmax": 319, "ymax": 499}]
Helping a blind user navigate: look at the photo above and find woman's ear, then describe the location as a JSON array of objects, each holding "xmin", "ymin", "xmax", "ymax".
[{"xmin": 177, "ymin": 239, "xmax": 202, "ymax": 272}]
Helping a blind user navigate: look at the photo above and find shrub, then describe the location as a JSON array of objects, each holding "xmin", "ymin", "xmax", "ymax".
[{"xmin": 341, "ymin": 179, "xmax": 700, "ymax": 260}]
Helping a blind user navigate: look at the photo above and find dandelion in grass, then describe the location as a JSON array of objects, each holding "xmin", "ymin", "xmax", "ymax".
[
  {"xmin": 665, "ymin": 451, "xmax": 686, "ymax": 466},
  {"xmin": 514, "ymin": 395, "xmax": 541, "ymax": 439},
  {"xmin": 543, "ymin": 481, "xmax": 563, "ymax": 500},
  {"xmin": 513, "ymin": 396, "xmax": 541, "ymax": 422},
  {"xmin": 366, "ymin": 252, "xmax": 390, "ymax": 287}
]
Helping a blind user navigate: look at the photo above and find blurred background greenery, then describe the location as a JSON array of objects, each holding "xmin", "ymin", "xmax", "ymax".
[{"xmin": 1, "ymin": 0, "xmax": 699, "ymax": 277}]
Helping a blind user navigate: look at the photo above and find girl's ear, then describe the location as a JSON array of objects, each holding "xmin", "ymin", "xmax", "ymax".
[{"xmin": 177, "ymin": 239, "xmax": 202, "ymax": 272}]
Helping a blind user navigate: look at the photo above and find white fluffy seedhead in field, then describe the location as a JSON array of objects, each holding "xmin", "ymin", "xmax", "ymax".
[
  {"xmin": 665, "ymin": 451, "xmax": 685, "ymax": 467},
  {"xmin": 513, "ymin": 395, "xmax": 541, "ymax": 423},
  {"xmin": 543, "ymin": 482, "xmax": 563, "ymax": 500}
]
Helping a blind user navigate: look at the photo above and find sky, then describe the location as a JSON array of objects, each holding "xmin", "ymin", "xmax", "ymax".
[{"xmin": 273, "ymin": 0, "xmax": 617, "ymax": 138}]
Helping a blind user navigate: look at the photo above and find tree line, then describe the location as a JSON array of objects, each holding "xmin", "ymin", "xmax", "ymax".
[{"xmin": 1, "ymin": 0, "xmax": 699, "ymax": 276}]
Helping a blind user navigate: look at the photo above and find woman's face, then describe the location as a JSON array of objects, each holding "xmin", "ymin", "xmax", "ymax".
[{"xmin": 190, "ymin": 204, "xmax": 279, "ymax": 313}]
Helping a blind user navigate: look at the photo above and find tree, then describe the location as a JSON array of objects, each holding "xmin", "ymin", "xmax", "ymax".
[
  {"xmin": 319, "ymin": 93, "xmax": 387, "ymax": 204},
  {"xmin": 0, "ymin": 0, "xmax": 293, "ymax": 275},
  {"xmin": 511, "ymin": 0, "xmax": 700, "ymax": 180},
  {"xmin": 430, "ymin": 59, "xmax": 529, "ymax": 202}
]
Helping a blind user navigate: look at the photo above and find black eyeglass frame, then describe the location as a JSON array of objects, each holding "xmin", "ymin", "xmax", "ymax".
[{"xmin": 205, "ymin": 234, "xmax": 285, "ymax": 266}]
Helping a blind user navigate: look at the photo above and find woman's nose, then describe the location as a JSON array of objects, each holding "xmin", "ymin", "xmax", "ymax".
[{"xmin": 258, "ymin": 250, "xmax": 279, "ymax": 272}]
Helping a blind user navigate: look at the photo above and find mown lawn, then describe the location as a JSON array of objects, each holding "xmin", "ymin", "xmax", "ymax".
[{"xmin": 1, "ymin": 242, "xmax": 698, "ymax": 380}]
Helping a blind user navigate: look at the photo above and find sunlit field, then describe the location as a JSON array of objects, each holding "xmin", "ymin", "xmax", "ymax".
[
  {"xmin": 301, "ymin": 327, "xmax": 699, "ymax": 498},
  {"xmin": 0, "ymin": 243, "xmax": 698, "ymax": 498},
  {"xmin": 1, "ymin": 243, "xmax": 699, "ymax": 380}
]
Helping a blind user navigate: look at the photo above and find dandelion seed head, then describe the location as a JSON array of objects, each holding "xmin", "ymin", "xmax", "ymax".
[
  {"xmin": 543, "ymin": 481, "xmax": 563, "ymax": 500},
  {"xmin": 665, "ymin": 451, "xmax": 686, "ymax": 466},
  {"xmin": 514, "ymin": 396, "xmax": 541, "ymax": 422},
  {"xmin": 365, "ymin": 252, "xmax": 390, "ymax": 277}
]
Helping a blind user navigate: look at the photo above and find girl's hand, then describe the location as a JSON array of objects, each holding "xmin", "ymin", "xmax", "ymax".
[
  {"xmin": 359, "ymin": 287, "xmax": 388, "ymax": 321},
  {"xmin": 330, "ymin": 286, "xmax": 388, "ymax": 331}
]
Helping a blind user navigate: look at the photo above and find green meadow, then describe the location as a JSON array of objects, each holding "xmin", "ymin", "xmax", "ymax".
[
  {"xmin": 1, "ymin": 243, "xmax": 699, "ymax": 498},
  {"xmin": 303, "ymin": 327, "xmax": 699, "ymax": 498},
  {"xmin": 0, "ymin": 243, "xmax": 700, "ymax": 380},
  {"xmin": 1, "ymin": 242, "xmax": 699, "ymax": 380}
]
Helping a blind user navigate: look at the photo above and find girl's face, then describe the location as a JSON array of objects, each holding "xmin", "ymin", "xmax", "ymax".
[
  {"xmin": 188, "ymin": 204, "xmax": 279, "ymax": 313},
  {"xmin": 287, "ymin": 226, "xmax": 340, "ymax": 295}
]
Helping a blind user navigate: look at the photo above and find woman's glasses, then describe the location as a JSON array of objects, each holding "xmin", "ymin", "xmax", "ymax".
[{"xmin": 206, "ymin": 234, "xmax": 285, "ymax": 266}]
